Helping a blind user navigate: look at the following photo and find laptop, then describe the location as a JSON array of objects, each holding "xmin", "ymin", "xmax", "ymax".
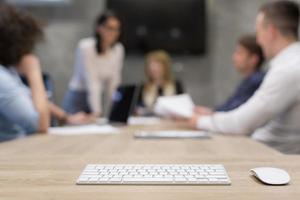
[{"xmin": 104, "ymin": 84, "xmax": 140, "ymax": 125}]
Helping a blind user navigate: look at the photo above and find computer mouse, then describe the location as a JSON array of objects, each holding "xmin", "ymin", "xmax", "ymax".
[{"xmin": 250, "ymin": 167, "xmax": 290, "ymax": 185}]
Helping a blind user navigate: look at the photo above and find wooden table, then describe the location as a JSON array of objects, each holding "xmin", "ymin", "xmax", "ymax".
[{"xmin": 0, "ymin": 122, "xmax": 299, "ymax": 200}]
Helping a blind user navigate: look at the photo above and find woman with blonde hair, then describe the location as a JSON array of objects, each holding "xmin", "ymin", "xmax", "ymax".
[{"xmin": 136, "ymin": 50, "xmax": 184, "ymax": 116}]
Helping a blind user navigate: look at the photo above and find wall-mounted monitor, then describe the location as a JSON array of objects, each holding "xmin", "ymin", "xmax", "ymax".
[{"xmin": 107, "ymin": 0, "xmax": 206, "ymax": 55}]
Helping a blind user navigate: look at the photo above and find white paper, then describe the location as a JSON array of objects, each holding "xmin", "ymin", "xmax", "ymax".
[
  {"xmin": 49, "ymin": 124, "xmax": 120, "ymax": 135},
  {"xmin": 128, "ymin": 117, "xmax": 161, "ymax": 125},
  {"xmin": 153, "ymin": 94, "xmax": 195, "ymax": 118}
]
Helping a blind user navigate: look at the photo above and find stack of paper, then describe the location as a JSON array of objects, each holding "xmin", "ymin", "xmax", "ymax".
[
  {"xmin": 153, "ymin": 94, "xmax": 195, "ymax": 118},
  {"xmin": 49, "ymin": 124, "xmax": 120, "ymax": 135}
]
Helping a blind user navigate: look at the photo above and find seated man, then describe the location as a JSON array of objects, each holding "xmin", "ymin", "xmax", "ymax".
[
  {"xmin": 196, "ymin": 34, "xmax": 265, "ymax": 115},
  {"xmin": 191, "ymin": 1, "xmax": 300, "ymax": 154}
]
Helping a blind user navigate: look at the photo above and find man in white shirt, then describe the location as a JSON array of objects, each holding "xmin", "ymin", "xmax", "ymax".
[{"xmin": 190, "ymin": 1, "xmax": 300, "ymax": 154}]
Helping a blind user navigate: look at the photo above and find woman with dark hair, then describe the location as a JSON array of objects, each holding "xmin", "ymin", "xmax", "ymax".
[{"xmin": 63, "ymin": 10, "xmax": 124, "ymax": 118}]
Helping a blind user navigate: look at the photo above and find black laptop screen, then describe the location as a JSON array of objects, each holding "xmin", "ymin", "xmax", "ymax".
[{"xmin": 109, "ymin": 85, "xmax": 137, "ymax": 123}]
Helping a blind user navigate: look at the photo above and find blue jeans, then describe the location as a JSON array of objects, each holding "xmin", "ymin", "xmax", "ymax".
[{"xmin": 62, "ymin": 90, "xmax": 91, "ymax": 114}]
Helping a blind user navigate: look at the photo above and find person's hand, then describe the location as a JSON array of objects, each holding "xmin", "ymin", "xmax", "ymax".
[
  {"xmin": 169, "ymin": 114, "xmax": 188, "ymax": 122},
  {"xmin": 17, "ymin": 54, "xmax": 50, "ymax": 132},
  {"xmin": 17, "ymin": 54, "xmax": 42, "ymax": 78},
  {"xmin": 189, "ymin": 114, "xmax": 202, "ymax": 130},
  {"xmin": 135, "ymin": 107, "xmax": 147, "ymax": 116},
  {"xmin": 66, "ymin": 112, "xmax": 93, "ymax": 125},
  {"xmin": 194, "ymin": 106, "xmax": 213, "ymax": 115}
]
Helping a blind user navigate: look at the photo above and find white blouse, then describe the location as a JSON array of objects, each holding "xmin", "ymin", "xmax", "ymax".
[{"xmin": 69, "ymin": 38, "xmax": 124, "ymax": 114}]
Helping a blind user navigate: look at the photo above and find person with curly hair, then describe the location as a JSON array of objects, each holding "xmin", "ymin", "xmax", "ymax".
[
  {"xmin": 0, "ymin": 3, "xmax": 49, "ymax": 141},
  {"xmin": 0, "ymin": 3, "xmax": 90, "ymax": 142}
]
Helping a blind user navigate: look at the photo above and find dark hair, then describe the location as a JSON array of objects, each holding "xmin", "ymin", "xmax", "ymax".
[
  {"xmin": 260, "ymin": 0, "xmax": 299, "ymax": 38},
  {"xmin": 94, "ymin": 10, "xmax": 121, "ymax": 54},
  {"xmin": 238, "ymin": 34, "xmax": 265, "ymax": 70},
  {"xmin": 0, "ymin": 3, "xmax": 43, "ymax": 67}
]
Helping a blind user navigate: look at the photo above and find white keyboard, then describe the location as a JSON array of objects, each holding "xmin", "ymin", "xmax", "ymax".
[{"xmin": 77, "ymin": 164, "xmax": 231, "ymax": 185}]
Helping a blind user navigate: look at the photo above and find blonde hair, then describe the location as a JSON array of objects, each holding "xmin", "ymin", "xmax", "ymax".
[
  {"xmin": 143, "ymin": 50, "xmax": 176, "ymax": 108},
  {"xmin": 145, "ymin": 50, "xmax": 172, "ymax": 83}
]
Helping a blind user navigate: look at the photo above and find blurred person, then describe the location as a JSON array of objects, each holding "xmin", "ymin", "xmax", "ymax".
[
  {"xmin": 63, "ymin": 10, "xmax": 124, "ymax": 118},
  {"xmin": 136, "ymin": 50, "xmax": 184, "ymax": 116},
  {"xmin": 0, "ymin": 3, "xmax": 49, "ymax": 141},
  {"xmin": 195, "ymin": 34, "xmax": 265, "ymax": 115},
  {"xmin": 190, "ymin": 1, "xmax": 300, "ymax": 154},
  {"xmin": 0, "ymin": 3, "xmax": 91, "ymax": 142}
]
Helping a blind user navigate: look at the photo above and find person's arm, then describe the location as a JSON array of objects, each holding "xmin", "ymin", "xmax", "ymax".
[
  {"xmin": 49, "ymin": 102, "xmax": 92, "ymax": 125},
  {"xmin": 49, "ymin": 102, "xmax": 67, "ymax": 124},
  {"xmin": 18, "ymin": 55, "xmax": 50, "ymax": 133},
  {"xmin": 74, "ymin": 44, "xmax": 102, "ymax": 117},
  {"xmin": 107, "ymin": 66, "xmax": 122, "ymax": 107},
  {"xmin": 68, "ymin": 44, "xmax": 99, "ymax": 117},
  {"xmin": 193, "ymin": 67, "xmax": 298, "ymax": 135},
  {"xmin": 107, "ymin": 44, "xmax": 125, "ymax": 108},
  {"xmin": 86, "ymin": 73, "xmax": 102, "ymax": 117},
  {"xmin": 194, "ymin": 106, "xmax": 213, "ymax": 115}
]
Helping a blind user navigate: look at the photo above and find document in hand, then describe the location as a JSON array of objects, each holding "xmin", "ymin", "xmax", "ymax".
[{"xmin": 153, "ymin": 94, "xmax": 195, "ymax": 118}]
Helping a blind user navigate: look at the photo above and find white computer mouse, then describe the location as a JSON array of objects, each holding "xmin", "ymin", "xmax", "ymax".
[{"xmin": 250, "ymin": 167, "xmax": 290, "ymax": 185}]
